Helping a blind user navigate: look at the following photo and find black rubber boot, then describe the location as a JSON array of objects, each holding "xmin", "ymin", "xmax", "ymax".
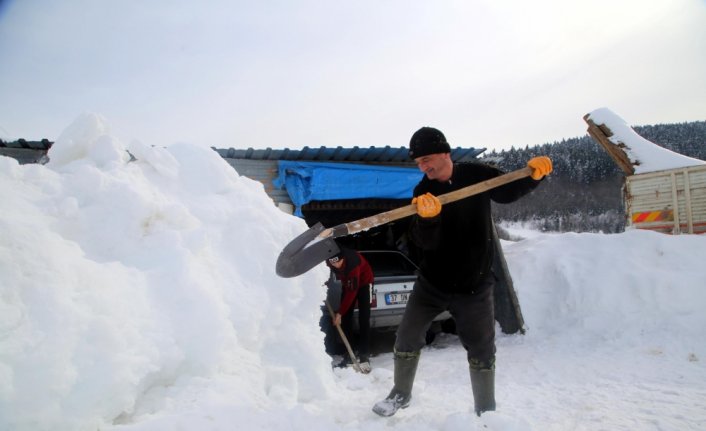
[
  {"xmin": 470, "ymin": 359, "xmax": 496, "ymax": 416},
  {"xmin": 372, "ymin": 350, "xmax": 420, "ymax": 417}
]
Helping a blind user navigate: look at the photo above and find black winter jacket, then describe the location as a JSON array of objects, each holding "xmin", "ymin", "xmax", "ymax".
[{"xmin": 409, "ymin": 162, "xmax": 539, "ymax": 294}]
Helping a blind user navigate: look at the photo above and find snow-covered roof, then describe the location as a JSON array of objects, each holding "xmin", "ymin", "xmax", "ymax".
[{"xmin": 585, "ymin": 108, "xmax": 705, "ymax": 175}]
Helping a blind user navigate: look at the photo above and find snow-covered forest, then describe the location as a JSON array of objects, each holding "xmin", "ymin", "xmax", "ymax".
[{"xmin": 484, "ymin": 121, "xmax": 706, "ymax": 233}]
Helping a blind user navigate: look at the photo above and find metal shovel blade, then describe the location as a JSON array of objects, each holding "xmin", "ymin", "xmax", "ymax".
[{"xmin": 276, "ymin": 223, "xmax": 341, "ymax": 278}]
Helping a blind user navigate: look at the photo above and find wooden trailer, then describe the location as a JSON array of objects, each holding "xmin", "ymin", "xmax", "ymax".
[{"xmin": 584, "ymin": 109, "xmax": 706, "ymax": 235}]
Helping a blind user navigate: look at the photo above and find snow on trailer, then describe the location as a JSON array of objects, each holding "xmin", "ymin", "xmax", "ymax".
[{"xmin": 584, "ymin": 108, "xmax": 706, "ymax": 235}]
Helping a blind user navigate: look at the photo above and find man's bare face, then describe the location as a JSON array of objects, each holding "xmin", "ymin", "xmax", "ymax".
[{"xmin": 414, "ymin": 153, "xmax": 453, "ymax": 182}]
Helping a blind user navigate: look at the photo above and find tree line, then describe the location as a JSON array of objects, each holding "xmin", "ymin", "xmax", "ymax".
[{"xmin": 481, "ymin": 121, "xmax": 706, "ymax": 233}]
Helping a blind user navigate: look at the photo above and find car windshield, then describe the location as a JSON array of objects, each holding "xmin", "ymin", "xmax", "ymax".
[{"xmin": 361, "ymin": 252, "xmax": 418, "ymax": 277}]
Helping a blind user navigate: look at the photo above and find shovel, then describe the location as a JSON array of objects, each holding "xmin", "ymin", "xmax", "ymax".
[
  {"xmin": 275, "ymin": 166, "xmax": 533, "ymax": 278},
  {"xmin": 325, "ymin": 300, "xmax": 364, "ymax": 373}
]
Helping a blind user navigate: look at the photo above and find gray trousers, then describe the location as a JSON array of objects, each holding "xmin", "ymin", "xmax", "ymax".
[{"xmin": 394, "ymin": 273, "xmax": 496, "ymax": 365}]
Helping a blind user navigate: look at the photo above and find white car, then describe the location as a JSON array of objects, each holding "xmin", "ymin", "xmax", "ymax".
[{"xmin": 359, "ymin": 250, "xmax": 419, "ymax": 328}]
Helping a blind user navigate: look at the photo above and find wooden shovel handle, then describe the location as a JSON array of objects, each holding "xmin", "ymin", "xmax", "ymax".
[
  {"xmin": 325, "ymin": 300, "xmax": 362, "ymax": 373},
  {"xmin": 322, "ymin": 166, "xmax": 533, "ymax": 238}
]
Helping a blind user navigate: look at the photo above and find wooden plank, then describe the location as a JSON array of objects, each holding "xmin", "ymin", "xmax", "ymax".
[
  {"xmin": 583, "ymin": 114, "xmax": 635, "ymax": 175},
  {"xmin": 683, "ymin": 169, "xmax": 694, "ymax": 234},
  {"xmin": 670, "ymin": 172, "xmax": 681, "ymax": 234}
]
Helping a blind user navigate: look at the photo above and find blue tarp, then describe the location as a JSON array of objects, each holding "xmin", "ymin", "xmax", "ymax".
[{"xmin": 273, "ymin": 161, "xmax": 423, "ymax": 216}]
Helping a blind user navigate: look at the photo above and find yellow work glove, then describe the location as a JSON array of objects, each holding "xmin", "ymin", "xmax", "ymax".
[
  {"xmin": 527, "ymin": 156, "xmax": 553, "ymax": 180},
  {"xmin": 412, "ymin": 192, "xmax": 441, "ymax": 218}
]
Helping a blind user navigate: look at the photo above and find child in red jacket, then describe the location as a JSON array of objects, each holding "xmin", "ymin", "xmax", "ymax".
[{"xmin": 326, "ymin": 246, "xmax": 374, "ymax": 371}]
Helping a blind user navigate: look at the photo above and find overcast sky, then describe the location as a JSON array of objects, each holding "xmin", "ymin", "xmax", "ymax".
[{"xmin": 1, "ymin": 0, "xmax": 705, "ymax": 153}]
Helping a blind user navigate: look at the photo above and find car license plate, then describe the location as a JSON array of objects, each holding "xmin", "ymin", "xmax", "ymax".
[{"xmin": 385, "ymin": 292, "xmax": 409, "ymax": 305}]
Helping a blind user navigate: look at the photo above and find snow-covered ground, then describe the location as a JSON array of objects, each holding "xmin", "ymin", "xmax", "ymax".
[{"xmin": 1, "ymin": 115, "xmax": 705, "ymax": 431}]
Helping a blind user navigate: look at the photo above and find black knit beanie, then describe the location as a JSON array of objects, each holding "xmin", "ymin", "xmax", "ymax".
[{"xmin": 408, "ymin": 127, "xmax": 451, "ymax": 159}]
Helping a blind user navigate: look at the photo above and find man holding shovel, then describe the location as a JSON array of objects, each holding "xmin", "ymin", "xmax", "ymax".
[{"xmin": 373, "ymin": 127, "xmax": 552, "ymax": 417}]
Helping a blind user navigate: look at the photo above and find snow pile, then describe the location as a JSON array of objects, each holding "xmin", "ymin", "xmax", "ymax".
[
  {"xmin": 0, "ymin": 114, "xmax": 334, "ymax": 431},
  {"xmin": 506, "ymin": 229, "xmax": 706, "ymax": 340},
  {"xmin": 587, "ymin": 108, "xmax": 705, "ymax": 174}
]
